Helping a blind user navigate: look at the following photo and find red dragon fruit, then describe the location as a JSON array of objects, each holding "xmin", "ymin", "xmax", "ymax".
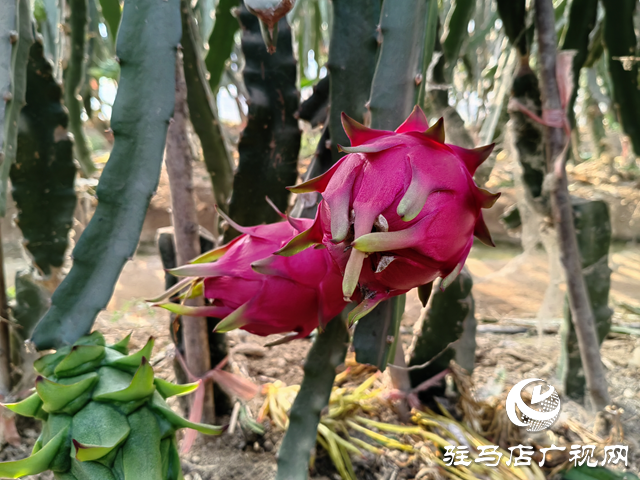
[
  {"xmin": 277, "ymin": 106, "xmax": 500, "ymax": 323},
  {"xmin": 154, "ymin": 208, "xmax": 349, "ymax": 340}
]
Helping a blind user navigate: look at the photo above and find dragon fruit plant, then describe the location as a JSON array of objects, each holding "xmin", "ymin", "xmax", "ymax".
[
  {"xmin": 0, "ymin": 331, "xmax": 223, "ymax": 479},
  {"xmin": 278, "ymin": 106, "xmax": 500, "ymax": 323},
  {"xmin": 154, "ymin": 208, "xmax": 350, "ymax": 341}
]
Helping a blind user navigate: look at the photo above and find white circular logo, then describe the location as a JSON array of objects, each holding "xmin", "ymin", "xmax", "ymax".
[{"xmin": 506, "ymin": 378, "xmax": 561, "ymax": 432}]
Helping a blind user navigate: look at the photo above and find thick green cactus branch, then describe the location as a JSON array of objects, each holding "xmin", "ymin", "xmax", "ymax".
[
  {"xmin": 12, "ymin": 40, "xmax": 76, "ymax": 277},
  {"xmin": 0, "ymin": 0, "xmax": 33, "ymax": 218},
  {"xmin": 440, "ymin": 0, "xmax": 475, "ymax": 81},
  {"xmin": 496, "ymin": 0, "xmax": 528, "ymax": 56},
  {"xmin": 367, "ymin": 0, "xmax": 429, "ymax": 130},
  {"xmin": 205, "ymin": 0, "xmax": 240, "ymax": 92},
  {"xmin": 600, "ymin": 0, "xmax": 640, "ymax": 155},
  {"xmin": 561, "ymin": 0, "xmax": 597, "ymax": 131},
  {"xmin": 327, "ymin": 0, "xmax": 380, "ymax": 162},
  {"xmin": 181, "ymin": 0, "xmax": 235, "ymax": 211},
  {"xmin": 65, "ymin": 0, "xmax": 96, "ymax": 176},
  {"xmin": 99, "ymin": 0, "xmax": 121, "ymax": 44},
  {"xmin": 30, "ymin": 0, "xmax": 181, "ymax": 350},
  {"xmin": 225, "ymin": 1, "xmax": 300, "ymax": 236},
  {"xmin": 275, "ymin": 317, "xmax": 349, "ymax": 480}
]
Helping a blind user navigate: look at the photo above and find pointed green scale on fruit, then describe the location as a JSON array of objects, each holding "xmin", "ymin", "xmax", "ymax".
[
  {"xmin": 109, "ymin": 332, "xmax": 132, "ymax": 355},
  {"xmin": 34, "ymin": 346, "xmax": 72, "ymax": 376},
  {"xmin": 397, "ymin": 155, "xmax": 434, "ymax": 222},
  {"xmin": 103, "ymin": 346, "xmax": 126, "ymax": 364},
  {"xmin": 213, "ymin": 303, "xmax": 250, "ymax": 333},
  {"xmin": 150, "ymin": 392, "xmax": 225, "ymax": 435},
  {"xmin": 337, "ymin": 137, "xmax": 404, "ymax": 154},
  {"xmin": 347, "ymin": 296, "xmax": 385, "ymax": 327},
  {"xmin": 31, "ymin": 436, "xmax": 43, "ymax": 455},
  {"xmin": 71, "ymin": 402, "xmax": 131, "ymax": 462},
  {"xmin": 340, "ymin": 112, "xmax": 391, "ymax": 147},
  {"xmin": 74, "ymin": 331, "xmax": 106, "ymax": 347},
  {"xmin": 107, "ymin": 337, "xmax": 154, "ymax": 371},
  {"xmin": 178, "ymin": 280, "xmax": 204, "ymax": 299},
  {"xmin": 40, "ymin": 414, "xmax": 72, "ymax": 472},
  {"xmin": 423, "ymin": 117, "xmax": 445, "ymax": 143},
  {"xmin": 92, "ymin": 366, "xmax": 133, "ymax": 398},
  {"xmin": 36, "ymin": 373, "xmax": 99, "ymax": 413},
  {"xmin": 152, "ymin": 408, "xmax": 176, "ymax": 439},
  {"xmin": 343, "ymin": 249, "xmax": 366, "ymax": 300},
  {"xmin": 70, "ymin": 458, "xmax": 116, "ymax": 480},
  {"xmin": 275, "ymin": 212, "xmax": 323, "ymax": 256},
  {"xmin": 0, "ymin": 427, "xmax": 69, "ymax": 478},
  {"xmin": 286, "ymin": 158, "xmax": 342, "ymax": 194},
  {"xmin": 475, "ymin": 188, "xmax": 501, "ymax": 209},
  {"xmin": 3, "ymin": 392, "xmax": 43, "ymax": 418},
  {"xmin": 53, "ymin": 472, "xmax": 76, "ymax": 480},
  {"xmin": 54, "ymin": 345, "xmax": 105, "ymax": 378},
  {"xmin": 93, "ymin": 358, "xmax": 155, "ymax": 402},
  {"xmin": 160, "ymin": 438, "xmax": 171, "ymax": 477},
  {"xmin": 190, "ymin": 237, "xmax": 240, "ymax": 263},
  {"xmin": 122, "ymin": 407, "xmax": 163, "ymax": 480},
  {"xmin": 154, "ymin": 378, "xmax": 200, "ymax": 398},
  {"xmin": 166, "ymin": 437, "xmax": 184, "ymax": 480},
  {"xmin": 441, "ymin": 263, "xmax": 463, "ymax": 291},
  {"xmin": 473, "ymin": 213, "xmax": 495, "ymax": 247},
  {"xmin": 449, "ymin": 143, "xmax": 495, "ymax": 176}
]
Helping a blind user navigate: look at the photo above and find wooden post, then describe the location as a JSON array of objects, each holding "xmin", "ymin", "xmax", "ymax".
[
  {"xmin": 534, "ymin": 0, "xmax": 610, "ymax": 410},
  {"xmin": 165, "ymin": 51, "xmax": 215, "ymax": 422}
]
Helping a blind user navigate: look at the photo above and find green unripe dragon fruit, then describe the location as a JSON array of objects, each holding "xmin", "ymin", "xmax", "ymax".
[{"xmin": 0, "ymin": 331, "xmax": 223, "ymax": 479}]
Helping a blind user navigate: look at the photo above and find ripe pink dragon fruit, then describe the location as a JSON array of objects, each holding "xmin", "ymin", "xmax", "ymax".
[
  {"xmin": 155, "ymin": 209, "xmax": 349, "ymax": 340},
  {"xmin": 278, "ymin": 106, "xmax": 500, "ymax": 322}
]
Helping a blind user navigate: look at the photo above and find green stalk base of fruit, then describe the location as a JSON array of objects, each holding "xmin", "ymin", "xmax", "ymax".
[{"xmin": 0, "ymin": 331, "xmax": 224, "ymax": 479}]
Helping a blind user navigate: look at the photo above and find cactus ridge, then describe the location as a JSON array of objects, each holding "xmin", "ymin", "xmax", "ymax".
[{"xmin": 0, "ymin": 331, "xmax": 223, "ymax": 479}]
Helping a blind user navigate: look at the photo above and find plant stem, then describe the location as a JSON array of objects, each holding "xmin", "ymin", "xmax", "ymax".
[
  {"xmin": 65, "ymin": 0, "xmax": 96, "ymax": 176},
  {"xmin": 0, "ymin": 225, "xmax": 11, "ymax": 396},
  {"xmin": 534, "ymin": 0, "xmax": 610, "ymax": 410},
  {"xmin": 165, "ymin": 52, "xmax": 215, "ymax": 422},
  {"xmin": 275, "ymin": 317, "xmax": 348, "ymax": 480}
]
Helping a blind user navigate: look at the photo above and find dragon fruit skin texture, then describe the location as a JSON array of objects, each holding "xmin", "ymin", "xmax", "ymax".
[
  {"xmin": 157, "ymin": 212, "xmax": 349, "ymax": 340},
  {"xmin": 278, "ymin": 106, "xmax": 500, "ymax": 321}
]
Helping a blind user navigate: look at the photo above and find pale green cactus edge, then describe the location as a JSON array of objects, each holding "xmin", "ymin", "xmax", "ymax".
[
  {"xmin": 275, "ymin": 317, "xmax": 349, "ymax": 480},
  {"xmin": 181, "ymin": 0, "xmax": 234, "ymax": 211},
  {"xmin": 367, "ymin": 0, "xmax": 430, "ymax": 131},
  {"xmin": 0, "ymin": 0, "xmax": 33, "ymax": 218},
  {"xmin": 326, "ymin": 0, "xmax": 381, "ymax": 163},
  {"xmin": 353, "ymin": 0, "xmax": 432, "ymax": 373},
  {"xmin": 65, "ymin": 0, "xmax": 97, "ymax": 176},
  {"xmin": 30, "ymin": 0, "xmax": 181, "ymax": 349},
  {"xmin": 0, "ymin": 331, "xmax": 222, "ymax": 479}
]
